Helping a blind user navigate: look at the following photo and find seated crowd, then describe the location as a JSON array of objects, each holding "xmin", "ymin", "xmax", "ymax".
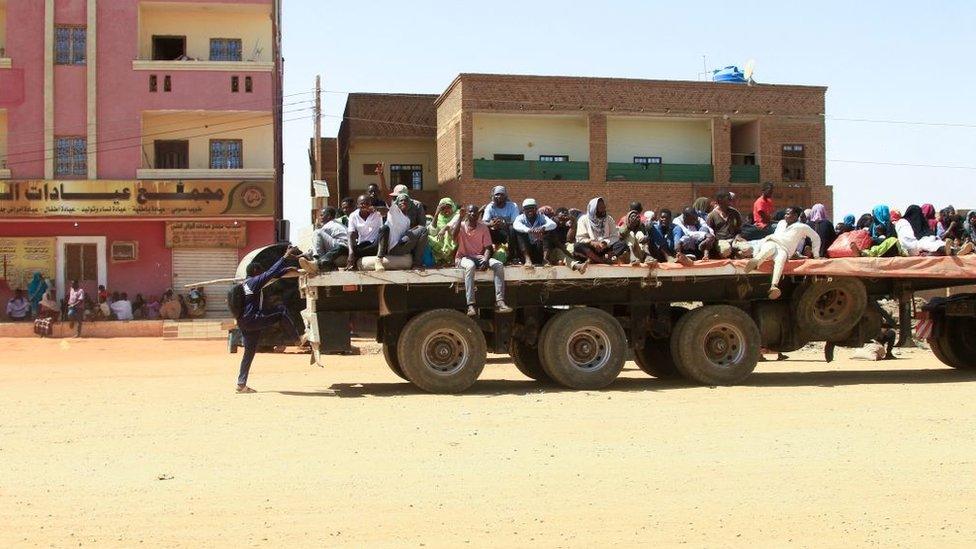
[{"xmin": 300, "ymin": 169, "xmax": 976, "ymax": 308}]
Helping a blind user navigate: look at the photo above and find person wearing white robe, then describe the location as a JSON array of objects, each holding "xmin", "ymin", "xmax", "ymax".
[{"xmin": 745, "ymin": 207, "xmax": 822, "ymax": 300}]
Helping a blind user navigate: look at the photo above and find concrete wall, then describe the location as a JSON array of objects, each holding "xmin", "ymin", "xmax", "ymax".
[
  {"xmin": 606, "ymin": 116, "xmax": 711, "ymax": 164},
  {"xmin": 346, "ymin": 137, "xmax": 437, "ymax": 192},
  {"xmin": 472, "ymin": 113, "xmax": 589, "ymax": 162},
  {"xmin": 140, "ymin": 111, "xmax": 273, "ymax": 169},
  {"xmin": 138, "ymin": 3, "xmax": 272, "ymax": 62}
]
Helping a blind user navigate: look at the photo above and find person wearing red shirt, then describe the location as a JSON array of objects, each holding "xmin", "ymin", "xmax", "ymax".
[
  {"xmin": 752, "ymin": 182, "xmax": 775, "ymax": 229},
  {"xmin": 453, "ymin": 204, "xmax": 513, "ymax": 317}
]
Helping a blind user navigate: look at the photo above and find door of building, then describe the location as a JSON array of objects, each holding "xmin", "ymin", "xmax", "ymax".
[
  {"xmin": 171, "ymin": 248, "xmax": 239, "ymax": 317},
  {"xmin": 64, "ymin": 243, "xmax": 98, "ymax": 298}
]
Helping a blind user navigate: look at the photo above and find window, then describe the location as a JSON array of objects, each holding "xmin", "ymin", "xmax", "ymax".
[
  {"xmin": 55, "ymin": 26, "xmax": 86, "ymax": 65},
  {"xmin": 149, "ymin": 75, "xmax": 158, "ymax": 92},
  {"xmin": 151, "ymin": 36, "xmax": 186, "ymax": 61},
  {"xmin": 231, "ymin": 76, "xmax": 240, "ymax": 93},
  {"xmin": 163, "ymin": 75, "xmax": 172, "ymax": 92},
  {"xmin": 55, "ymin": 137, "xmax": 87, "ymax": 178},
  {"xmin": 244, "ymin": 76, "xmax": 253, "ymax": 93},
  {"xmin": 782, "ymin": 144, "xmax": 805, "ymax": 181},
  {"xmin": 154, "ymin": 140, "xmax": 189, "ymax": 169},
  {"xmin": 390, "ymin": 164, "xmax": 423, "ymax": 191},
  {"xmin": 539, "ymin": 155, "xmax": 569, "ymax": 162},
  {"xmin": 493, "ymin": 154, "xmax": 524, "ymax": 161},
  {"xmin": 210, "ymin": 139, "xmax": 243, "ymax": 169},
  {"xmin": 210, "ymin": 38, "xmax": 243, "ymax": 61},
  {"xmin": 634, "ymin": 156, "xmax": 662, "ymax": 165}
]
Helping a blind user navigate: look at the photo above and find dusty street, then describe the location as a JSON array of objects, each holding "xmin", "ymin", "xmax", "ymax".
[{"xmin": 2, "ymin": 337, "xmax": 975, "ymax": 547}]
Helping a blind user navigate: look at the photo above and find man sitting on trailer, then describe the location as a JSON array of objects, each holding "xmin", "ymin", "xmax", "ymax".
[
  {"xmin": 673, "ymin": 207, "xmax": 717, "ymax": 265},
  {"xmin": 375, "ymin": 191, "xmax": 429, "ymax": 271},
  {"xmin": 300, "ymin": 207, "xmax": 349, "ymax": 275},
  {"xmin": 708, "ymin": 191, "xmax": 749, "ymax": 258},
  {"xmin": 482, "ymin": 186, "xmax": 521, "ymax": 263},
  {"xmin": 345, "ymin": 195, "xmax": 384, "ymax": 271},
  {"xmin": 572, "ymin": 197, "xmax": 629, "ymax": 273},
  {"xmin": 513, "ymin": 198, "xmax": 558, "ymax": 268},
  {"xmin": 236, "ymin": 246, "xmax": 303, "ymax": 394},
  {"xmin": 745, "ymin": 206, "xmax": 823, "ymax": 300},
  {"xmin": 453, "ymin": 204, "xmax": 513, "ymax": 317}
]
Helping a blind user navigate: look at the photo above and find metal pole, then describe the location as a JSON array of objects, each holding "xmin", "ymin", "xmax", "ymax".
[{"xmin": 314, "ymin": 74, "xmax": 322, "ymax": 201}]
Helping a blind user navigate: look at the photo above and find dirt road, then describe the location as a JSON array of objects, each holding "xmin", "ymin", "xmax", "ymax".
[{"xmin": 2, "ymin": 337, "xmax": 975, "ymax": 547}]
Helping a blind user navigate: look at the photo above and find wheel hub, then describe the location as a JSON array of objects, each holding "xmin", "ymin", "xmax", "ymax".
[
  {"xmin": 702, "ymin": 323, "xmax": 745, "ymax": 368},
  {"xmin": 422, "ymin": 330, "xmax": 468, "ymax": 375},
  {"xmin": 566, "ymin": 328, "xmax": 610, "ymax": 371},
  {"xmin": 813, "ymin": 289, "xmax": 851, "ymax": 325}
]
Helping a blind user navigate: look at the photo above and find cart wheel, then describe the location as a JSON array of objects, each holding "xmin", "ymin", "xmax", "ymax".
[
  {"xmin": 671, "ymin": 305, "xmax": 761, "ymax": 386},
  {"xmin": 539, "ymin": 307, "xmax": 627, "ymax": 389},
  {"xmin": 396, "ymin": 309, "xmax": 487, "ymax": 393}
]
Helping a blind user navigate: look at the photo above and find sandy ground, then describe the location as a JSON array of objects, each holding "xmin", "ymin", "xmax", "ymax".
[{"xmin": 2, "ymin": 338, "xmax": 976, "ymax": 548}]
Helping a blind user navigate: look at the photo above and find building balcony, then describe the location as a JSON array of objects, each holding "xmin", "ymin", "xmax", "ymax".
[
  {"xmin": 473, "ymin": 159, "xmax": 590, "ymax": 181},
  {"xmin": 606, "ymin": 162, "xmax": 714, "ymax": 183},
  {"xmin": 136, "ymin": 168, "xmax": 274, "ymax": 180},
  {"xmin": 730, "ymin": 164, "xmax": 760, "ymax": 183},
  {"xmin": 132, "ymin": 59, "xmax": 273, "ymax": 72}
]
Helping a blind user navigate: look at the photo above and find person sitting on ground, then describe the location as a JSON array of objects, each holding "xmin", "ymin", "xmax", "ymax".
[
  {"xmin": 159, "ymin": 289, "xmax": 182, "ymax": 320},
  {"xmin": 513, "ymin": 198, "xmax": 558, "ymax": 268},
  {"xmin": 186, "ymin": 287, "xmax": 207, "ymax": 317},
  {"xmin": 428, "ymin": 198, "xmax": 459, "ymax": 267},
  {"xmin": 337, "ymin": 197, "xmax": 357, "ymax": 227},
  {"xmin": 572, "ymin": 197, "xmax": 629, "ymax": 273},
  {"xmin": 95, "ymin": 294, "xmax": 111, "ymax": 320},
  {"xmin": 345, "ymin": 195, "xmax": 384, "ymax": 271},
  {"xmin": 300, "ymin": 207, "xmax": 350, "ymax": 275},
  {"xmin": 38, "ymin": 289, "xmax": 60, "ymax": 320},
  {"xmin": 617, "ymin": 201, "xmax": 643, "ymax": 228},
  {"xmin": 673, "ymin": 207, "xmax": 716, "ymax": 265},
  {"xmin": 375, "ymin": 191, "xmax": 429, "ymax": 271},
  {"xmin": 745, "ymin": 206, "xmax": 823, "ymax": 300},
  {"xmin": 66, "ymin": 280, "xmax": 85, "ymax": 337},
  {"xmin": 6, "ymin": 289, "xmax": 30, "ymax": 321},
  {"xmin": 482, "ymin": 186, "xmax": 521, "ymax": 264},
  {"xmin": 235, "ymin": 246, "xmax": 304, "ymax": 394},
  {"xmin": 707, "ymin": 191, "xmax": 745, "ymax": 258},
  {"xmin": 110, "ymin": 292, "xmax": 134, "ymax": 321},
  {"xmin": 452, "ymin": 204, "xmax": 512, "ymax": 317},
  {"xmin": 96, "ymin": 284, "xmax": 108, "ymax": 304},
  {"xmin": 132, "ymin": 294, "xmax": 146, "ymax": 320},
  {"xmin": 144, "ymin": 295, "xmax": 161, "ymax": 320}
]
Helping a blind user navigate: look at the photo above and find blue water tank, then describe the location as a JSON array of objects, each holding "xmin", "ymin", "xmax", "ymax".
[{"xmin": 712, "ymin": 66, "xmax": 746, "ymax": 83}]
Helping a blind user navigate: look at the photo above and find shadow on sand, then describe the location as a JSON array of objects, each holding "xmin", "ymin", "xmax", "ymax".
[{"xmin": 276, "ymin": 367, "xmax": 976, "ymax": 399}]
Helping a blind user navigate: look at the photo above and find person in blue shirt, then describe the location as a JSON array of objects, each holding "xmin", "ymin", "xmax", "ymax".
[
  {"xmin": 657, "ymin": 208, "xmax": 678, "ymax": 256},
  {"xmin": 236, "ymin": 246, "xmax": 302, "ymax": 394},
  {"xmin": 513, "ymin": 198, "xmax": 558, "ymax": 267},
  {"xmin": 482, "ymin": 185, "xmax": 521, "ymax": 263}
]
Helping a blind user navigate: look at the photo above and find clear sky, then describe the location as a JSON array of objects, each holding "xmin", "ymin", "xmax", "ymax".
[{"xmin": 280, "ymin": 0, "xmax": 976, "ymax": 231}]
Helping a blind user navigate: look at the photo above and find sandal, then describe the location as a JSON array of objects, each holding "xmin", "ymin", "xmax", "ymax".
[{"xmin": 236, "ymin": 385, "xmax": 256, "ymax": 394}]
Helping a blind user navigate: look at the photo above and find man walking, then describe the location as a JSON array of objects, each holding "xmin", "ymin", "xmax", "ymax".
[
  {"xmin": 236, "ymin": 246, "xmax": 302, "ymax": 393},
  {"xmin": 66, "ymin": 280, "xmax": 86, "ymax": 337}
]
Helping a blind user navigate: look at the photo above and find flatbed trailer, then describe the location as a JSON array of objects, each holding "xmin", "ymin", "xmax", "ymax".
[{"xmin": 299, "ymin": 256, "xmax": 976, "ymax": 393}]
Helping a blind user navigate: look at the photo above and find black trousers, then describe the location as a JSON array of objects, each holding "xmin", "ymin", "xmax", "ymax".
[{"xmin": 515, "ymin": 232, "xmax": 557, "ymax": 264}]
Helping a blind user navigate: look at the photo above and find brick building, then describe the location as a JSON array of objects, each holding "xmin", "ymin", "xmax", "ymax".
[{"xmin": 316, "ymin": 73, "xmax": 830, "ymax": 220}]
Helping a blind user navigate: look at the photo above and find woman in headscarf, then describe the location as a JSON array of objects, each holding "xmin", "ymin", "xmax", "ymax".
[
  {"xmin": 27, "ymin": 272, "xmax": 47, "ymax": 317},
  {"xmin": 806, "ymin": 203, "xmax": 835, "ymax": 257},
  {"xmin": 38, "ymin": 289, "xmax": 60, "ymax": 320},
  {"xmin": 870, "ymin": 205, "xmax": 894, "ymax": 244},
  {"xmin": 836, "ymin": 214, "xmax": 856, "ymax": 235},
  {"xmin": 895, "ymin": 204, "xmax": 954, "ymax": 256},
  {"xmin": 966, "ymin": 211, "xmax": 976, "ymax": 244},
  {"xmin": 572, "ymin": 197, "xmax": 628, "ymax": 272},
  {"xmin": 692, "ymin": 196, "xmax": 712, "ymax": 218},
  {"xmin": 920, "ymin": 204, "xmax": 938, "ymax": 234},
  {"xmin": 427, "ymin": 197, "xmax": 458, "ymax": 266}
]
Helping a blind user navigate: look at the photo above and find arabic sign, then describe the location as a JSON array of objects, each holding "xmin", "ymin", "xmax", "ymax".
[
  {"xmin": 0, "ymin": 180, "xmax": 275, "ymax": 217},
  {"xmin": 0, "ymin": 237, "xmax": 56, "ymax": 290},
  {"xmin": 165, "ymin": 221, "xmax": 248, "ymax": 249}
]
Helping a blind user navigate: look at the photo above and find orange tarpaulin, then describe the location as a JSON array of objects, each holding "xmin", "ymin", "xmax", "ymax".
[{"xmin": 651, "ymin": 255, "xmax": 976, "ymax": 280}]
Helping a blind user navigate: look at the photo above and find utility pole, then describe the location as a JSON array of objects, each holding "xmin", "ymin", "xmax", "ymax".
[{"xmin": 313, "ymin": 74, "xmax": 322, "ymax": 202}]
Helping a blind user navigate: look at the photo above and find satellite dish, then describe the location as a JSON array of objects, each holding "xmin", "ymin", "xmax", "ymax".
[{"xmin": 744, "ymin": 59, "xmax": 757, "ymax": 85}]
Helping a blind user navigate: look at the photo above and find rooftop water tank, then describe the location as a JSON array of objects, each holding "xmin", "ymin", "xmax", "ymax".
[{"xmin": 712, "ymin": 66, "xmax": 747, "ymax": 83}]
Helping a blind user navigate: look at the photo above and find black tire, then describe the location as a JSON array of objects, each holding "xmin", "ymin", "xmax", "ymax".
[
  {"xmin": 538, "ymin": 308, "xmax": 627, "ymax": 389},
  {"xmin": 382, "ymin": 341, "xmax": 408, "ymax": 381},
  {"xmin": 793, "ymin": 278, "xmax": 867, "ymax": 341},
  {"xmin": 670, "ymin": 305, "xmax": 761, "ymax": 385},
  {"xmin": 396, "ymin": 309, "xmax": 487, "ymax": 393},
  {"xmin": 930, "ymin": 317, "xmax": 976, "ymax": 369},
  {"xmin": 634, "ymin": 306, "xmax": 689, "ymax": 378},
  {"xmin": 510, "ymin": 339, "xmax": 550, "ymax": 381}
]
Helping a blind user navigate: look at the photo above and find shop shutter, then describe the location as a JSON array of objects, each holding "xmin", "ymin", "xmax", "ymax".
[{"xmin": 171, "ymin": 248, "xmax": 239, "ymax": 316}]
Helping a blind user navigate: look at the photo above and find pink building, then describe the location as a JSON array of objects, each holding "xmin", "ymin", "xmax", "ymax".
[{"xmin": 0, "ymin": 0, "xmax": 283, "ymax": 316}]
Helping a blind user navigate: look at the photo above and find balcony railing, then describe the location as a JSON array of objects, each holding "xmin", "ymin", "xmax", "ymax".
[
  {"xmin": 730, "ymin": 164, "xmax": 760, "ymax": 183},
  {"xmin": 473, "ymin": 159, "xmax": 590, "ymax": 181},
  {"xmin": 606, "ymin": 162, "xmax": 713, "ymax": 183}
]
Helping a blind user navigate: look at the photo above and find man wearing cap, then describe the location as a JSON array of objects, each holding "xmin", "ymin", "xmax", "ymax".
[
  {"xmin": 513, "ymin": 198, "xmax": 558, "ymax": 268},
  {"xmin": 482, "ymin": 186, "xmax": 521, "ymax": 263},
  {"xmin": 452, "ymin": 204, "xmax": 513, "ymax": 317}
]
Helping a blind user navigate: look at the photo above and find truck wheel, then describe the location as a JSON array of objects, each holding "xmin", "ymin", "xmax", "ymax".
[
  {"xmin": 510, "ymin": 339, "xmax": 550, "ymax": 381},
  {"xmin": 930, "ymin": 317, "xmax": 976, "ymax": 369},
  {"xmin": 539, "ymin": 308, "xmax": 627, "ymax": 389},
  {"xmin": 396, "ymin": 309, "xmax": 487, "ymax": 393},
  {"xmin": 671, "ymin": 305, "xmax": 761, "ymax": 385},
  {"xmin": 634, "ymin": 306, "xmax": 689, "ymax": 378},
  {"xmin": 793, "ymin": 278, "xmax": 867, "ymax": 341},
  {"xmin": 382, "ymin": 340, "xmax": 408, "ymax": 381}
]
